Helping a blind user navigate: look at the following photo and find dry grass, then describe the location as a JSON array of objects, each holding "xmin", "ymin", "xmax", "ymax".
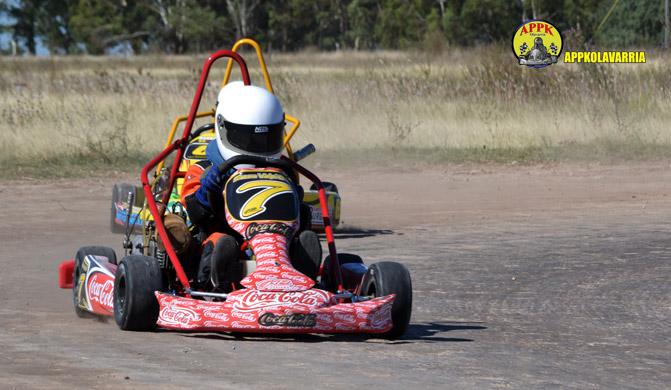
[{"xmin": 1, "ymin": 47, "xmax": 670, "ymax": 177}]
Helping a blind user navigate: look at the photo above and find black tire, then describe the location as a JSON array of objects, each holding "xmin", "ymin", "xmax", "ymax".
[
  {"xmin": 111, "ymin": 183, "xmax": 136, "ymax": 234},
  {"xmin": 114, "ymin": 255, "xmax": 163, "ymax": 331},
  {"xmin": 73, "ymin": 246, "xmax": 117, "ymax": 317},
  {"xmin": 360, "ymin": 261, "xmax": 412, "ymax": 339},
  {"xmin": 321, "ymin": 253, "xmax": 363, "ymax": 292},
  {"xmin": 310, "ymin": 181, "xmax": 338, "ymax": 193}
]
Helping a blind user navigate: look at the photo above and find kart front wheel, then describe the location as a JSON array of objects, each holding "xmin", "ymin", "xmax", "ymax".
[
  {"xmin": 114, "ymin": 255, "xmax": 163, "ymax": 331},
  {"xmin": 361, "ymin": 261, "xmax": 412, "ymax": 339}
]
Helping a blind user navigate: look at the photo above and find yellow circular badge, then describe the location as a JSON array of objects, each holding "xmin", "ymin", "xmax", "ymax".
[{"xmin": 512, "ymin": 20, "xmax": 563, "ymax": 68}]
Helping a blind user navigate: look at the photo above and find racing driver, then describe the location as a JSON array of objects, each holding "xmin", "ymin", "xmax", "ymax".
[{"xmin": 180, "ymin": 82, "xmax": 321, "ymax": 292}]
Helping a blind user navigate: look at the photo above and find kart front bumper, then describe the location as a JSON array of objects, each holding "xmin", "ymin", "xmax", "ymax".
[{"xmin": 155, "ymin": 289, "xmax": 394, "ymax": 334}]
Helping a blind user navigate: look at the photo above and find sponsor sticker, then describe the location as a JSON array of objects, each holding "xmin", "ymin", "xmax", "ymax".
[
  {"xmin": 512, "ymin": 20, "xmax": 563, "ymax": 68},
  {"xmin": 258, "ymin": 313, "xmax": 317, "ymax": 328}
]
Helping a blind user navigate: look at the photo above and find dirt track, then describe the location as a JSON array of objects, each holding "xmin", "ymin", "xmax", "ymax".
[{"xmin": 1, "ymin": 162, "xmax": 670, "ymax": 389}]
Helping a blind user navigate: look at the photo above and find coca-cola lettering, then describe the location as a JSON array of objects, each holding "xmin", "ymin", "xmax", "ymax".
[
  {"xmin": 255, "ymin": 278, "xmax": 298, "ymax": 291},
  {"xmin": 160, "ymin": 305, "xmax": 199, "ymax": 326},
  {"xmin": 87, "ymin": 273, "xmax": 114, "ymax": 310},
  {"xmin": 231, "ymin": 310, "xmax": 256, "ymax": 321},
  {"xmin": 203, "ymin": 310, "xmax": 229, "ymax": 322},
  {"xmin": 333, "ymin": 312, "xmax": 356, "ymax": 323},
  {"xmin": 245, "ymin": 222, "xmax": 294, "ymax": 239},
  {"xmin": 233, "ymin": 290, "xmax": 329, "ymax": 311},
  {"xmin": 258, "ymin": 313, "xmax": 317, "ymax": 327}
]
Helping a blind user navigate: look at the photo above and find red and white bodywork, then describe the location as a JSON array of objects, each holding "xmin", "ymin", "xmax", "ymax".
[{"xmin": 155, "ymin": 167, "xmax": 395, "ymax": 334}]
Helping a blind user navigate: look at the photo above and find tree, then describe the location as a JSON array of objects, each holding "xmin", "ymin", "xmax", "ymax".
[
  {"xmin": 226, "ymin": 0, "xmax": 260, "ymax": 39},
  {"xmin": 70, "ymin": 0, "xmax": 125, "ymax": 54},
  {"xmin": 3, "ymin": 0, "xmax": 44, "ymax": 54},
  {"xmin": 375, "ymin": 0, "xmax": 427, "ymax": 49},
  {"xmin": 33, "ymin": 0, "xmax": 76, "ymax": 54},
  {"xmin": 458, "ymin": 0, "xmax": 521, "ymax": 44},
  {"xmin": 346, "ymin": 0, "xmax": 377, "ymax": 49}
]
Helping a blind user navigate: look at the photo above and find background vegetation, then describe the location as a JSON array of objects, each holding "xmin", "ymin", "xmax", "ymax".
[
  {"xmin": 1, "ymin": 0, "xmax": 669, "ymax": 55},
  {"xmin": 1, "ymin": 47, "xmax": 670, "ymax": 177},
  {"xmin": 1, "ymin": 1, "xmax": 670, "ymax": 177}
]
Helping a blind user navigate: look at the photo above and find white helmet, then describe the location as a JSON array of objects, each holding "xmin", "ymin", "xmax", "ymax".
[{"xmin": 214, "ymin": 82, "xmax": 285, "ymax": 161}]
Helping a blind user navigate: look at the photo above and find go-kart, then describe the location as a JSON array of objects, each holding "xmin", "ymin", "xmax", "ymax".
[
  {"xmin": 110, "ymin": 39, "xmax": 340, "ymax": 235},
  {"xmin": 58, "ymin": 44, "xmax": 412, "ymax": 338}
]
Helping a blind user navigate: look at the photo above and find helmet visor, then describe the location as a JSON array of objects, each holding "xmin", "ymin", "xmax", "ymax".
[{"xmin": 222, "ymin": 120, "xmax": 284, "ymax": 155}]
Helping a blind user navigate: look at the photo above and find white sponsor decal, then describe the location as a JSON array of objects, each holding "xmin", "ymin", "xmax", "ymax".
[
  {"xmin": 231, "ymin": 310, "xmax": 257, "ymax": 321},
  {"xmin": 160, "ymin": 305, "xmax": 200, "ymax": 327},
  {"xmin": 231, "ymin": 321, "xmax": 256, "ymax": 329},
  {"xmin": 254, "ymin": 278, "xmax": 301, "ymax": 291},
  {"xmin": 333, "ymin": 312, "xmax": 356, "ymax": 323},
  {"xmin": 279, "ymin": 271, "xmax": 310, "ymax": 283},
  {"xmin": 203, "ymin": 310, "xmax": 230, "ymax": 322}
]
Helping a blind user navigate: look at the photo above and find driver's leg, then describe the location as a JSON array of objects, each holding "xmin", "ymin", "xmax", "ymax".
[
  {"xmin": 197, "ymin": 233, "xmax": 240, "ymax": 291},
  {"xmin": 290, "ymin": 230, "xmax": 322, "ymax": 280}
]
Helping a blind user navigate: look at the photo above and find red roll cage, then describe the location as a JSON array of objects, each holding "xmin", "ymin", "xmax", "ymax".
[{"xmin": 139, "ymin": 50, "xmax": 342, "ymax": 294}]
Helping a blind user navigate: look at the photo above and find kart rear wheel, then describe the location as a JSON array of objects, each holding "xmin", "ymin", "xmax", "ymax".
[
  {"xmin": 114, "ymin": 255, "xmax": 163, "ymax": 331},
  {"xmin": 73, "ymin": 246, "xmax": 117, "ymax": 317},
  {"xmin": 361, "ymin": 261, "xmax": 412, "ymax": 339}
]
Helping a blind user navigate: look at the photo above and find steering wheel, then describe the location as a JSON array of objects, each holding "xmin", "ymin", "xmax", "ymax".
[
  {"xmin": 206, "ymin": 155, "xmax": 299, "ymax": 221},
  {"xmin": 189, "ymin": 123, "xmax": 214, "ymax": 141}
]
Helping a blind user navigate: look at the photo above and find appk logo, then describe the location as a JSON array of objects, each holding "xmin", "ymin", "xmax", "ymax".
[{"xmin": 512, "ymin": 20, "xmax": 563, "ymax": 68}]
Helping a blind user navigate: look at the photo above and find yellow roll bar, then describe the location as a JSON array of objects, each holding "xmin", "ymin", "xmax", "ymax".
[
  {"xmin": 221, "ymin": 38, "xmax": 300, "ymax": 159},
  {"xmin": 222, "ymin": 38, "xmax": 273, "ymax": 92}
]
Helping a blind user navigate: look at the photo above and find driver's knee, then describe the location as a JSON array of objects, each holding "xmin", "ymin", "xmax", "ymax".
[{"xmin": 159, "ymin": 213, "xmax": 192, "ymax": 256}]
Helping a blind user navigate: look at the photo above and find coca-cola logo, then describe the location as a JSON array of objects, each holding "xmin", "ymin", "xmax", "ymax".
[
  {"xmin": 233, "ymin": 289, "xmax": 329, "ymax": 311},
  {"xmin": 258, "ymin": 313, "xmax": 317, "ymax": 327},
  {"xmin": 231, "ymin": 321, "xmax": 256, "ymax": 329},
  {"xmin": 87, "ymin": 273, "xmax": 114, "ymax": 311},
  {"xmin": 253, "ymin": 244, "xmax": 278, "ymax": 252},
  {"xmin": 279, "ymin": 271, "xmax": 310, "ymax": 283},
  {"xmin": 252, "ymin": 236, "xmax": 285, "ymax": 245},
  {"xmin": 255, "ymin": 278, "xmax": 300, "ymax": 291},
  {"xmin": 333, "ymin": 312, "xmax": 356, "ymax": 323},
  {"xmin": 231, "ymin": 310, "xmax": 256, "ymax": 321},
  {"xmin": 203, "ymin": 310, "xmax": 229, "ymax": 322},
  {"xmin": 368, "ymin": 304, "xmax": 393, "ymax": 329},
  {"xmin": 160, "ymin": 305, "xmax": 199, "ymax": 326},
  {"xmin": 245, "ymin": 223, "xmax": 294, "ymax": 239},
  {"xmin": 254, "ymin": 251, "xmax": 289, "ymax": 262}
]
